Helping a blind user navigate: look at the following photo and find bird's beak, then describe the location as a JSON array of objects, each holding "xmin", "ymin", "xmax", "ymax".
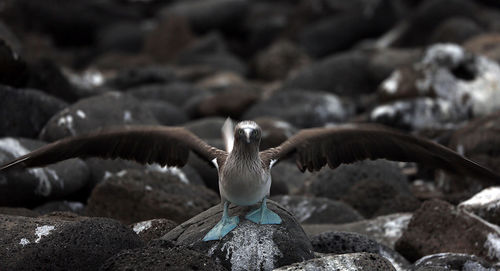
[{"xmin": 244, "ymin": 128, "xmax": 252, "ymax": 143}]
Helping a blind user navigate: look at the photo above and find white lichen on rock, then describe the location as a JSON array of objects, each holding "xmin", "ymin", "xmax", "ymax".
[
  {"xmin": 133, "ymin": 220, "xmax": 152, "ymax": 234},
  {"xmin": 76, "ymin": 110, "xmax": 86, "ymax": 119},
  {"xmin": 35, "ymin": 225, "xmax": 55, "ymax": 243},
  {"xmin": 484, "ymin": 233, "xmax": 500, "ymax": 260},
  {"xmin": 57, "ymin": 114, "xmax": 75, "ymax": 135},
  {"xmin": 148, "ymin": 165, "xmax": 190, "ymax": 184},
  {"xmin": 460, "ymin": 187, "xmax": 500, "ymax": 211},
  {"xmin": 381, "ymin": 70, "xmax": 401, "ymax": 95},
  {"xmin": 19, "ymin": 238, "xmax": 30, "ymax": 247},
  {"xmin": 277, "ymin": 196, "xmax": 327, "ymax": 223}
]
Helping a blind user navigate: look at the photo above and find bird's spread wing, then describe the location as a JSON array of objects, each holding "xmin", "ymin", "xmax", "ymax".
[
  {"xmin": 0, "ymin": 126, "xmax": 226, "ymax": 170},
  {"xmin": 260, "ymin": 123, "xmax": 499, "ymax": 181}
]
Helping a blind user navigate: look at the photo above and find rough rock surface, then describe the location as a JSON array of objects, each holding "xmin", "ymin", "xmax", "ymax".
[
  {"xmin": 303, "ymin": 213, "xmax": 412, "ymax": 250},
  {"xmin": 274, "ymin": 252, "xmax": 396, "ymax": 271},
  {"xmin": 311, "ymin": 231, "xmax": 410, "ymax": 271},
  {"xmin": 162, "ymin": 201, "xmax": 315, "ymax": 271},
  {"xmin": 100, "ymin": 244, "xmax": 228, "ymax": 271},
  {"xmin": 130, "ymin": 218, "xmax": 178, "ymax": 242},
  {"xmin": 0, "ymin": 137, "xmax": 89, "ymax": 206},
  {"xmin": 0, "ymin": 85, "xmax": 68, "ymax": 138},
  {"xmin": 86, "ymin": 169, "xmax": 219, "ymax": 224},
  {"xmin": 271, "ymin": 195, "xmax": 363, "ymax": 224},
  {"xmin": 459, "ymin": 187, "xmax": 500, "ymax": 226},
  {"xmin": 412, "ymin": 252, "xmax": 497, "ymax": 271},
  {"xmin": 40, "ymin": 92, "xmax": 159, "ymax": 142},
  {"xmin": 0, "ymin": 213, "xmax": 144, "ymax": 270},
  {"xmin": 395, "ymin": 199, "xmax": 500, "ymax": 262}
]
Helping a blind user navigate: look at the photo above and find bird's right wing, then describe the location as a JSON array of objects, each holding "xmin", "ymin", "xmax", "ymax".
[{"xmin": 0, "ymin": 125, "xmax": 226, "ymax": 170}]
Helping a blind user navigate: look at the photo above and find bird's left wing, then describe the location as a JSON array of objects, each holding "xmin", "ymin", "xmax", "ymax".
[
  {"xmin": 0, "ymin": 125, "xmax": 226, "ymax": 170},
  {"xmin": 260, "ymin": 124, "xmax": 499, "ymax": 181}
]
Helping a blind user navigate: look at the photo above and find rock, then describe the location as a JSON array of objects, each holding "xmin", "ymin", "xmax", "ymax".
[
  {"xmin": 393, "ymin": 0, "xmax": 483, "ymax": 47},
  {"xmin": 282, "ymin": 51, "xmax": 377, "ymax": 97},
  {"xmin": 253, "ymin": 117, "xmax": 296, "ymax": 150},
  {"xmin": 459, "ymin": 187, "xmax": 500, "ymax": 226},
  {"xmin": 162, "ymin": 201, "xmax": 315, "ymax": 271},
  {"xmin": 194, "ymin": 89, "xmax": 259, "ymax": 118},
  {"xmin": 367, "ymin": 48, "xmax": 423, "ymax": 83},
  {"xmin": 298, "ymin": 0, "xmax": 397, "ymax": 57},
  {"xmin": 340, "ymin": 178, "xmax": 421, "ymax": 218},
  {"xmin": 311, "ymin": 231, "xmax": 409, "ymax": 271},
  {"xmin": 370, "ymin": 97, "xmax": 468, "ymax": 131},
  {"xmin": 0, "ymin": 207, "xmax": 39, "ymax": 217},
  {"xmin": 374, "ymin": 44, "xmax": 500, "ymax": 122},
  {"xmin": 395, "ymin": 199, "xmax": 500, "ymax": 262},
  {"xmin": 159, "ymin": 0, "xmax": 249, "ymax": 33},
  {"xmin": 254, "ymin": 40, "xmax": 310, "ymax": 81},
  {"xmin": 86, "ymin": 169, "xmax": 219, "ymax": 224},
  {"xmin": 186, "ymin": 138, "xmax": 224, "ymax": 191},
  {"xmin": 0, "ymin": 39, "xmax": 28, "ymax": 88},
  {"xmin": 302, "ymin": 213, "xmax": 412, "ymax": 250},
  {"xmin": 34, "ymin": 200, "xmax": 85, "ymax": 215},
  {"xmin": 0, "ymin": 213, "xmax": 144, "ymax": 270},
  {"xmin": 40, "ymin": 92, "xmax": 158, "ymax": 142},
  {"xmin": 100, "ymin": 245, "xmax": 227, "ymax": 271},
  {"xmin": 106, "ymin": 66, "xmax": 176, "ymax": 90},
  {"xmin": 274, "ymin": 253, "xmax": 396, "ymax": 271},
  {"xmin": 176, "ymin": 33, "xmax": 248, "ymax": 75},
  {"xmin": 143, "ymin": 16, "xmax": 195, "ymax": 63},
  {"xmin": 304, "ymin": 160, "xmax": 410, "ymax": 203},
  {"xmin": 464, "ymin": 33, "xmax": 500, "ymax": 63},
  {"xmin": 127, "ymin": 82, "xmax": 208, "ymax": 108},
  {"xmin": 271, "ymin": 195, "xmax": 363, "ymax": 224},
  {"xmin": 130, "ymin": 219, "xmax": 178, "ymax": 242},
  {"xmin": 428, "ymin": 17, "xmax": 484, "ymax": 45},
  {"xmin": 141, "ymin": 100, "xmax": 189, "ymax": 126},
  {"xmin": 0, "ymin": 84, "xmax": 67, "ymax": 138},
  {"xmin": 413, "ymin": 253, "xmax": 497, "ymax": 271},
  {"xmin": 96, "ymin": 22, "xmax": 145, "ymax": 54},
  {"xmin": 243, "ymin": 89, "xmax": 354, "ymax": 128},
  {"xmin": 184, "ymin": 117, "xmax": 226, "ymax": 140},
  {"xmin": 0, "ymin": 137, "xmax": 90, "ymax": 206}
]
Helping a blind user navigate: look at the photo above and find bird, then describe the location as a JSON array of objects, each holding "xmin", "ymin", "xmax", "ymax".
[{"xmin": 0, "ymin": 119, "xmax": 499, "ymax": 241}]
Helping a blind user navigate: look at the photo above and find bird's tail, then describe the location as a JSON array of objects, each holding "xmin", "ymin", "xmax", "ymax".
[{"xmin": 222, "ymin": 117, "xmax": 234, "ymax": 153}]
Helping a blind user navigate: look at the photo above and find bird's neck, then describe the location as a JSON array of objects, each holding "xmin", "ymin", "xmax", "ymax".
[{"xmin": 230, "ymin": 142, "xmax": 260, "ymax": 161}]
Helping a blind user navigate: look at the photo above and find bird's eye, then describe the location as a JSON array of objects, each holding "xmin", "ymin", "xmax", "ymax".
[
  {"xmin": 252, "ymin": 130, "xmax": 257, "ymax": 136},
  {"xmin": 238, "ymin": 129, "xmax": 244, "ymax": 135}
]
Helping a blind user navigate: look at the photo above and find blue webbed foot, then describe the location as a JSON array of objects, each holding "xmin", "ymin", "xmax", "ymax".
[
  {"xmin": 203, "ymin": 202, "xmax": 239, "ymax": 241},
  {"xmin": 245, "ymin": 199, "xmax": 282, "ymax": 225}
]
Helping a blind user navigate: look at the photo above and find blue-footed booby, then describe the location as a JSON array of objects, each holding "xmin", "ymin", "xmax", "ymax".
[{"xmin": 1, "ymin": 120, "xmax": 499, "ymax": 241}]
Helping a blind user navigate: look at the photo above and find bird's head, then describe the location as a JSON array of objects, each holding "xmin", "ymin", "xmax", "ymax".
[{"xmin": 234, "ymin": 121, "xmax": 261, "ymax": 145}]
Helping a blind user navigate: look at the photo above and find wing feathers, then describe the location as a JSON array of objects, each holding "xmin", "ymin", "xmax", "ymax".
[
  {"xmin": 0, "ymin": 126, "xmax": 225, "ymax": 170},
  {"xmin": 261, "ymin": 124, "xmax": 499, "ymax": 181}
]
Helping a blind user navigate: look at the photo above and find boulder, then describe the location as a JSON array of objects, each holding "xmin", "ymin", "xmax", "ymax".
[
  {"xmin": 459, "ymin": 187, "xmax": 500, "ymax": 226},
  {"xmin": 130, "ymin": 219, "xmax": 178, "ymax": 242},
  {"xmin": 0, "ymin": 39, "xmax": 28, "ymax": 87},
  {"xmin": 106, "ymin": 66, "xmax": 176, "ymax": 90},
  {"xmin": 395, "ymin": 199, "xmax": 500, "ymax": 262},
  {"xmin": 0, "ymin": 137, "xmax": 89, "ymax": 206},
  {"xmin": 162, "ymin": 201, "xmax": 315, "ymax": 271},
  {"xmin": 428, "ymin": 17, "xmax": 483, "ymax": 45},
  {"xmin": 243, "ymin": 89, "xmax": 354, "ymax": 128},
  {"xmin": 40, "ymin": 92, "xmax": 158, "ymax": 142},
  {"xmin": 254, "ymin": 40, "xmax": 310, "ymax": 81},
  {"xmin": 86, "ymin": 169, "xmax": 219, "ymax": 224},
  {"xmin": 0, "ymin": 213, "xmax": 144, "ymax": 270},
  {"xmin": 0, "ymin": 85, "xmax": 67, "ymax": 138},
  {"xmin": 271, "ymin": 195, "xmax": 363, "ymax": 224},
  {"xmin": 274, "ymin": 253, "xmax": 396, "ymax": 271},
  {"xmin": 126, "ymin": 82, "xmax": 207, "ymax": 108},
  {"xmin": 412, "ymin": 253, "xmax": 497, "ymax": 271},
  {"xmin": 34, "ymin": 200, "xmax": 85, "ymax": 215}
]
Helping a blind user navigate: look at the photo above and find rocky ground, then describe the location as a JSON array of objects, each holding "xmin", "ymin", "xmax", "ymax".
[{"xmin": 1, "ymin": 0, "xmax": 500, "ymax": 270}]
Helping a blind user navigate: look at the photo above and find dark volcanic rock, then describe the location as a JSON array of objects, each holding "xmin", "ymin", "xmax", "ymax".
[
  {"xmin": 0, "ymin": 85, "xmax": 67, "ymax": 138},
  {"xmin": 0, "ymin": 137, "xmax": 89, "ymax": 206},
  {"xmin": 428, "ymin": 17, "xmax": 483, "ymax": 45},
  {"xmin": 244, "ymin": 89, "xmax": 354, "ymax": 128},
  {"xmin": 464, "ymin": 33, "xmax": 500, "ymax": 63},
  {"xmin": 106, "ymin": 66, "xmax": 177, "ymax": 90},
  {"xmin": 0, "ymin": 207, "xmax": 39, "ymax": 217},
  {"xmin": 40, "ymin": 92, "xmax": 158, "ymax": 142},
  {"xmin": 254, "ymin": 40, "xmax": 310, "ymax": 81},
  {"xmin": 274, "ymin": 253, "xmax": 396, "ymax": 271},
  {"xmin": 282, "ymin": 51, "xmax": 377, "ymax": 96},
  {"xmin": 159, "ymin": 0, "xmax": 249, "ymax": 33},
  {"xmin": 413, "ymin": 253, "xmax": 497, "ymax": 271},
  {"xmin": 34, "ymin": 200, "xmax": 85, "ymax": 215},
  {"xmin": 271, "ymin": 195, "xmax": 363, "ymax": 224},
  {"xmin": 367, "ymin": 48, "xmax": 423, "ymax": 83},
  {"xmin": 130, "ymin": 219, "xmax": 178, "ymax": 242},
  {"xmin": 0, "ymin": 39, "xmax": 28, "ymax": 87},
  {"xmin": 303, "ymin": 213, "xmax": 412, "ymax": 250},
  {"xmin": 298, "ymin": 0, "xmax": 397, "ymax": 57},
  {"xmin": 459, "ymin": 187, "xmax": 500, "ymax": 226},
  {"xmin": 195, "ymin": 89, "xmax": 259, "ymax": 118},
  {"xmin": 141, "ymin": 100, "xmax": 188, "ymax": 126},
  {"xmin": 96, "ymin": 22, "xmax": 145, "ymax": 54},
  {"xmin": 162, "ymin": 201, "xmax": 315, "ymax": 271},
  {"xmin": 86, "ymin": 169, "xmax": 219, "ymax": 224},
  {"xmin": 100, "ymin": 245, "xmax": 227, "ymax": 271},
  {"xmin": 270, "ymin": 161, "xmax": 311, "ymax": 195},
  {"xmin": 253, "ymin": 117, "xmax": 296, "ymax": 150},
  {"xmin": 127, "ymin": 82, "xmax": 207, "ymax": 108},
  {"xmin": 0, "ymin": 213, "xmax": 144, "ymax": 271},
  {"xmin": 312, "ymin": 231, "xmax": 409, "ymax": 270},
  {"xmin": 395, "ymin": 199, "xmax": 500, "ymax": 262},
  {"xmin": 184, "ymin": 117, "xmax": 226, "ymax": 140}
]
